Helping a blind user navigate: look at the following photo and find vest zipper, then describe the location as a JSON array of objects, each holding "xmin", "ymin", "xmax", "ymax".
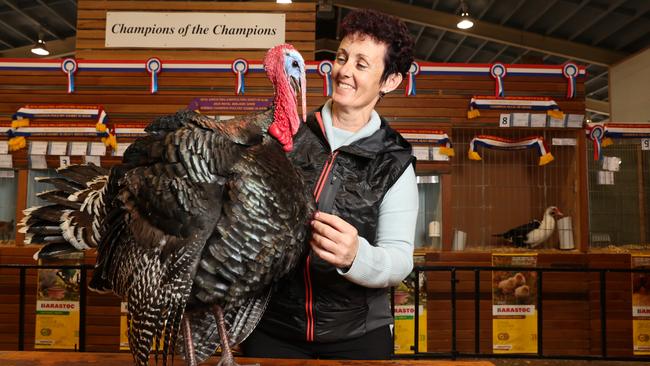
[
  {"xmin": 305, "ymin": 150, "xmax": 339, "ymax": 342},
  {"xmin": 314, "ymin": 151, "xmax": 339, "ymax": 202},
  {"xmin": 303, "ymin": 255, "xmax": 314, "ymax": 342}
]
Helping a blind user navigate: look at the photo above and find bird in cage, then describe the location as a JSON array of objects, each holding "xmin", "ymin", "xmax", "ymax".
[{"xmin": 493, "ymin": 206, "xmax": 563, "ymax": 248}]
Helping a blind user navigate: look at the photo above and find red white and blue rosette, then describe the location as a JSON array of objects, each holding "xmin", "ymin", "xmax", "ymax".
[
  {"xmin": 61, "ymin": 58, "xmax": 77, "ymax": 94},
  {"xmin": 562, "ymin": 63, "xmax": 578, "ymax": 99},
  {"xmin": 145, "ymin": 58, "xmax": 162, "ymax": 94},
  {"xmin": 586, "ymin": 123, "xmax": 605, "ymax": 160},
  {"xmin": 490, "ymin": 63, "xmax": 507, "ymax": 97},
  {"xmin": 231, "ymin": 59, "xmax": 249, "ymax": 95},
  {"xmin": 405, "ymin": 61, "xmax": 420, "ymax": 96},
  {"xmin": 317, "ymin": 60, "xmax": 333, "ymax": 96}
]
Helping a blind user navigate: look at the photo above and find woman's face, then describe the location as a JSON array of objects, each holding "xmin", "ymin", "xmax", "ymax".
[{"xmin": 331, "ymin": 34, "xmax": 387, "ymax": 111}]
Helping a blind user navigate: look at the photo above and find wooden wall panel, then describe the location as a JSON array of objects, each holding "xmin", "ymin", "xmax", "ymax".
[
  {"xmin": 75, "ymin": 0, "xmax": 315, "ymax": 60},
  {"xmin": 1, "ymin": 26, "xmax": 589, "ymax": 352}
]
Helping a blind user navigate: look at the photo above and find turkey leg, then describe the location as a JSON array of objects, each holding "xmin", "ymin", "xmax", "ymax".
[
  {"xmin": 182, "ymin": 315, "xmax": 198, "ymax": 366},
  {"xmin": 213, "ymin": 305, "xmax": 259, "ymax": 366}
]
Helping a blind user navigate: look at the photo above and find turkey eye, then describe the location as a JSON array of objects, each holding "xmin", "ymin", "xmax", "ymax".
[{"xmin": 292, "ymin": 60, "xmax": 299, "ymax": 68}]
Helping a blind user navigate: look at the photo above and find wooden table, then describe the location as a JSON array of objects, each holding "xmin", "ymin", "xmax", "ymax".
[{"xmin": 0, "ymin": 351, "xmax": 495, "ymax": 366}]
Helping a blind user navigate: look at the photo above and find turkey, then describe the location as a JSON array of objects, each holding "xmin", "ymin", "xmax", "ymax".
[
  {"xmin": 20, "ymin": 44, "xmax": 315, "ymax": 366},
  {"xmin": 493, "ymin": 206, "xmax": 563, "ymax": 248}
]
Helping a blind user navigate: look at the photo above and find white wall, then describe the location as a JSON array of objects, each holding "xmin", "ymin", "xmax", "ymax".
[{"xmin": 610, "ymin": 48, "xmax": 650, "ymax": 122}]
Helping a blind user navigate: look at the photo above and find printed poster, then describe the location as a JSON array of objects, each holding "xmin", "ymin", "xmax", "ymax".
[
  {"xmin": 492, "ymin": 253, "xmax": 538, "ymax": 354},
  {"xmin": 34, "ymin": 268, "xmax": 81, "ymax": 349},
  {"xmin": 632, "ymin": 255, "xmax": 650, "ymax": 355},
  {"xmin": 120, "ymin": 301, "xmax": 129, "ymax": 350},
  {"xmin": 394, "ymin": 256, "xmax": 427, "ymax": 354}
]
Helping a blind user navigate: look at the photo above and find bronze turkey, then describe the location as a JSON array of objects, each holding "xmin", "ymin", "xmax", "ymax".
[{"xmin": 20, "ymin": 44, "xmax": 314, "ymax": 366}]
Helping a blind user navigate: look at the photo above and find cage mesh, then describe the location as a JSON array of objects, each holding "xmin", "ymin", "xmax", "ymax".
[
  {"xmin": 451, "ymin": 128, "xmax": 579, "ymax": 250},
  {"xmin": 587, "ymin": 139, "xmax": 650, "ymax": 249}
]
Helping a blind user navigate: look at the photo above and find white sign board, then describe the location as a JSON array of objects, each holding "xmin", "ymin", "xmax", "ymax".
[{"xmin": 105, "ymin": 12, "xmax": 285, "ymax": 49}]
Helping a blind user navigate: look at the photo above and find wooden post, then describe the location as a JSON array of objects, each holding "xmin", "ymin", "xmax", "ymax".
[
  {"xmin": 14, "ymin": 169, "xmax": 28, "ymax": 246},
  {"xmin": 577, "ymin": 132, "xmax": 590, "ymax": 252}
]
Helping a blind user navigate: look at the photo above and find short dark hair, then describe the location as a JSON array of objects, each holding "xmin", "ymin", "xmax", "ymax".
[{"xmin": 340, "ymin": 9, "xmax": 414, "ymax": 83}]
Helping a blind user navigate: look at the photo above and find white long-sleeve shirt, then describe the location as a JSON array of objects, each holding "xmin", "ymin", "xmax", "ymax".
[{"xmin": 320, "ymin": 100, "xmax": 419, "ymax": 288}]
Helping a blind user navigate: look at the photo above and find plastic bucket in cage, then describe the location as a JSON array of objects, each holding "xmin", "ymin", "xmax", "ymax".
[
  {"xmin": 428, "ymin": 220, "xmax": 441, "ymax": 250},
  {"xmin": 557, "ymin": 216, "xmax": 574, "ymax": 250},
  {"xmin": 453, "ymin": 230, "xmax": 466, "ymax": 251}
]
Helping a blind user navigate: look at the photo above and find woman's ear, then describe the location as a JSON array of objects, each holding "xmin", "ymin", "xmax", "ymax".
[{"xmin": 381, "ymin": 73, "xmax": 404, "ymax": 94}]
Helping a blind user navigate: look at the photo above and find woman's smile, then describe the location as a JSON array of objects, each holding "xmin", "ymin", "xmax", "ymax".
[{"xmin": 331, "ymin": 34, "xmax": 389, "ymax": 128}]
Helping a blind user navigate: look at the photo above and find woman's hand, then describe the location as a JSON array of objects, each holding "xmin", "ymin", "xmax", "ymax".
[{"xmin": 310, "ymin": 211, "xmax": 359, "ymax": 269}]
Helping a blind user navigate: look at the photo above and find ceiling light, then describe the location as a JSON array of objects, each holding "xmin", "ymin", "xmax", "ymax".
[
  {"xmin": 456, "ymin": 1, "xmax": 474, "ymax": 30},
  {"xmin": 31, "ymin": 37, "xmax": 49, "ymax": 56},
  {"xmin": 276, "ymin": 0, "xmax": 292, "ymax": 3}
]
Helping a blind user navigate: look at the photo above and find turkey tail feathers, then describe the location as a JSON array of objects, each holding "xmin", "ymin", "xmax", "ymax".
[
  {"xmin": 56, "ymin": 163, "xmax": 107, "ymax": 185},
  {"xmin": 21, "ymin": 163, "xmax": 109, "ymax": 260},
  {"xmin": 34, "ymin": 177, "xmax": 84, "ymax": 194},
  {"xmin": 32, "ymin": 242, "xmax": 83, "ymax": 261}
]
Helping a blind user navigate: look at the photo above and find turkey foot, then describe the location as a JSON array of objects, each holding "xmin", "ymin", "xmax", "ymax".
[{"xmin": 213, "ymin": 305, "xmax": 259, "ymax": 366}]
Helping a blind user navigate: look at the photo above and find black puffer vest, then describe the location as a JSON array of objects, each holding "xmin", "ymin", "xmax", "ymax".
[{"xmin": 257, "ymin": 106, "xmax": 414, "ymax": 342}]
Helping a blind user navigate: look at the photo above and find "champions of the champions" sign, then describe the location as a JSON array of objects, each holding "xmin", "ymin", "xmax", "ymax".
[{"xmin": 105, "ymin": 12, "xmax": 285, "ymax": 49}]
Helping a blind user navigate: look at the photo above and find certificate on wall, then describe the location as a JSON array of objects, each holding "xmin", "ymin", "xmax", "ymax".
[{"xmin": 492, "ymin": 253, "xmax": 538, "ymax": 354}]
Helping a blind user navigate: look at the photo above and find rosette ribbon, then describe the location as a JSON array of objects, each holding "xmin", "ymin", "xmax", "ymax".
[
  {"xmin": 61, "ymin": 58, "xmax": 77, "ymax": 94},
  {"xmin": 405, "ymin": 62, "xmax": 419, "ymax": 96},
  {"xmin": 585, "ymin": 123, "xmax": 650, "ymax": 160},
  {"xmin": 232, "ymin": 59, "xmax": 249, "ymax": 95},
  {"xmin": 563, "ymin": 63, "xmax": 578, "ymax": 99},
  {"xmin": 586, "ymin": 124, "xmax": 604, "ymax": 161},
  {"xmin": 146, "ymin": 58, "xmax": 162, "ymax": 94},
  {"xmin": 490, "ymin": 63, "xmax": 507, "ymax": 97},
  {"xmin": 317, "ymin": 60, "xmax": 333, "ymax": 96}
]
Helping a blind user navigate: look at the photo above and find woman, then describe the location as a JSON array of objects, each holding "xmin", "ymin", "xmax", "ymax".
[{"xmin": 242, "ymin": 9, "xmax": 418, "ymax": 359}]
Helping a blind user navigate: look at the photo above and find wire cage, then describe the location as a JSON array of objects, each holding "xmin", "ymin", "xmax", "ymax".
[
  {"xmin": 415, "ymin": 175, "xmax": 442, "ymax": 251},
  {"xmin": 588, "ymin": 139, "xmax": 650, "ymax": 249},
  {"xmin": 451, "ymin": 127, "xmax": 580, "ymax": 251},
  {"xmin": 0, "ymin": 171, "xmax": 17, "ymax": 243}
]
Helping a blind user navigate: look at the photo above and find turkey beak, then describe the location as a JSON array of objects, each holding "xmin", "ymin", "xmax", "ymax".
[{"xmin": 555, "ymin": 208, "xmax": 564, "ymax": 218}]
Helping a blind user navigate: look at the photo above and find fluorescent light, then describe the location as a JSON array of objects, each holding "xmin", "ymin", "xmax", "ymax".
[
  {"xmin": 30, "ymin": 39, "xmax": 49, "ymax": 56},
  {"xmin": 277, "ymin": 0, "xmax": 292, "ymax": 3}
]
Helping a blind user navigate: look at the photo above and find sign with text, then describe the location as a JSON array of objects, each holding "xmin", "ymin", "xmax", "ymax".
[
  {"xmin": 393, "ymin": 256, "xmax": 427, "ymax": 354},
  {"xmin": 188, "ymin": 96, "xmax": 273, "ymax": 113},
  {"xmin": 105, "ymin": 12, "xmax": 285, "ymax": 49},
  {"xmin": 34, "ymin": 268, "xmax": 81, "ymax": 349},
  {"xmin": 492, "ymin": 253, "xmax": 538, "ymax": 354}
]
